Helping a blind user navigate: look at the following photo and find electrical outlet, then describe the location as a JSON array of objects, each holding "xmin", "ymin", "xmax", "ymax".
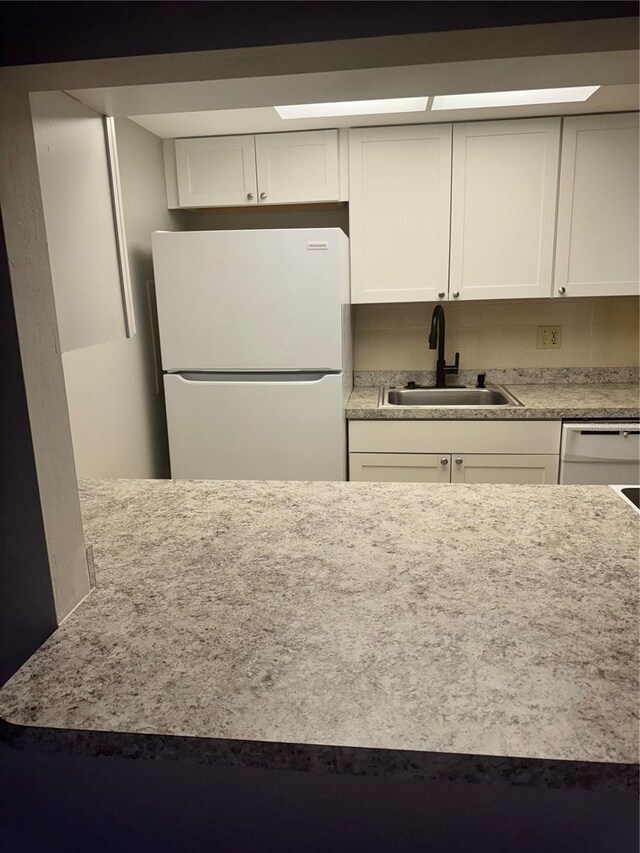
[{"xmin": 537, "ymin": 326, "xmax": 562, "ymax": 349}]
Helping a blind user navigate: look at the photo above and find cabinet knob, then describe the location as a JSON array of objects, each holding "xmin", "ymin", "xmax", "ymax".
[
  {"xmin": 558, "ymin": 286, "xmax": 566, "ymax": 295},
  {"xmin": 455, "ymin": 457, "xmax": 463, "ymax": 465},
  {"xmin": 438, "ymin": 292, "xmax": 446, "ymax": 299},
  {"xmin": 260, "ymin": 192, "xmax": 268, "ymax": 200},
  {"xmin": 452, "ymin": 291, "xmax": 460, "ymax": 299},
  {"xmin": 246, "ymin": 192, "xmax": 254, "ymax": 200},
  {"xmin": 440, "ymin": 457, "xmax": 449, "ymax": 466}
]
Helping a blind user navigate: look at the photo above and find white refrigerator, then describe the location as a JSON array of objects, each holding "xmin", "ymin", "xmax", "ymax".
[{"xmin": 152, "ymin": 228, "xmax": 351, "ymax": 481}]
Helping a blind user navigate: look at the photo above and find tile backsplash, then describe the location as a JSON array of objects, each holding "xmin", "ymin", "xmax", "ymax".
[{"xmin": 353, "ymin": 297, "xmax": 640, "ymax": 371}]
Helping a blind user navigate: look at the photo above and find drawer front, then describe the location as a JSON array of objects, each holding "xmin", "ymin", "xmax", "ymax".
[{"xmin": 349, "ymin": 420, "xmax": 561, "ymax": 454}]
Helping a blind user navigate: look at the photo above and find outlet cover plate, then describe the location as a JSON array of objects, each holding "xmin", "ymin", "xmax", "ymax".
[{"xmin": 537, "ymin": 326, "xmax": 562, "ymax": 349}]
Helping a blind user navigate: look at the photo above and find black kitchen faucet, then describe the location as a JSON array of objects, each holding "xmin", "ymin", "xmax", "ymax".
[{"xmin": 428, "ymin": 305, "xmax": 459, "ymax": 388}]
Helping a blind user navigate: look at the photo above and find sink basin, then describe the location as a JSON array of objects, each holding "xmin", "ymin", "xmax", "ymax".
[{"xmin": 379, "ymin": 386, "xmax": 522, "ymax": 407}]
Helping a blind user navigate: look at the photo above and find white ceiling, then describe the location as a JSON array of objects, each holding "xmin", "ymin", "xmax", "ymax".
[{"xmin": 67, "ymin": 48, "xmax": 639, "ymax": 139}]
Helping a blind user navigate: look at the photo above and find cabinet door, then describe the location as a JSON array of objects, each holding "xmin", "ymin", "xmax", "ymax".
[
  {"xmin": 349, "ymin": 125, "xmax": 452, "ymax": 303},
  {"xmin": 554, "ymin": 113, "xmax": 639, "ymax": 298},
  {"xmin": 450, "ymin": 454, "xmax": 559, "ymax": 484},
  {"xmin": 349, "ymin": 453, "xmax": 451, "ymax": 483},
  {"xmin": 175, "ymin": 136, "xmax": 257, "ymax": 207},
  {"xmin": 450, "ymin": 118, "xmax": 560, "ymax": 301},
  {"xmin": 255, "ymin": 130, "xmax": 339, "ymax": 204}
]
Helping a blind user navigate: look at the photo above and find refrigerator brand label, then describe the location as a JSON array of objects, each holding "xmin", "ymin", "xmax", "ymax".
[{"xmin": 307, "ymin": 241, "xmax": 328, "ymax": 250}]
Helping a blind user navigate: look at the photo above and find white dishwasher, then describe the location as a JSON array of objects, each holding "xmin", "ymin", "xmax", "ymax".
[{"xmin": 559, "ymin": 422, "xmax": 640, "ymax": 485}]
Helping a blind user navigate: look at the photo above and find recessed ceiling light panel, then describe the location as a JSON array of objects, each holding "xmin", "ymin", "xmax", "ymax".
[
  {"xmin": 431, "ymin": 86, "xmax": 600, "ymax": 111},
  {"xmin": 274, "ymin": 97, "xmax": 429, "ymax": 119}
]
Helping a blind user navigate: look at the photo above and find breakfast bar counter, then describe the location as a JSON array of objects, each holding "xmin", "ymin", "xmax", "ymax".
[{"xmin": 0, "ymin": 479, "xmax": 638, "ymax": 791}]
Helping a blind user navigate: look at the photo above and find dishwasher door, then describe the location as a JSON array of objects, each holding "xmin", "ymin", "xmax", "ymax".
[{"xmin": 559, "ymin": 422, "xmax": 640, "ymax": 485}]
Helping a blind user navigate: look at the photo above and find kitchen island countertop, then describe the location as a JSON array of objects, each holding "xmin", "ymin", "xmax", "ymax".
[
  {"xmin": 347, "ymin": 382, "xmax": 640, "ymax": 420},
  {"xmin": 0, "ymin": 478, "xmax": 638, "ymax": 791}
]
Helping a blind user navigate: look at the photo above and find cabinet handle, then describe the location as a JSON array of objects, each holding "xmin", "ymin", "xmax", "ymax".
[
  {"xmin": 438, "ymin": 292, "xmax": 446, "ymax": 299},
  {"xmin": 455, "ymin": 457, "xmax": 463, "ymax": 465},
  {"xmin": 260, "ymin": 192, "xmax": 268, "ymax": 200},
  {"xmin": 558, "ymin": 286, "xmax": 566, "ymax": 295},
  {"xmin": 246, "ymin": 192, "xmax": 254, "ymax": 200},
  {"xmin": 440, "ymin": 457, "xmax": 449, "ymax": 466},
  {"xmin": 452, "ymin": 291, "xmax": 460, "ymax": 299}
]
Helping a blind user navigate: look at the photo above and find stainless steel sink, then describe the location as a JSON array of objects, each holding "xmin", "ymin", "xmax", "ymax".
[{"xmin": 379, "ymin": 386, "xmax": 523, "ymax": 408}]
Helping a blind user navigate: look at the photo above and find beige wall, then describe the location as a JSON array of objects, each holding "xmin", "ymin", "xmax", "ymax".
[
  {"xmin": 62, "ymin": 117, "xmax": 184, "ymax": 479},
  {"xmin": 184, "ymin": 207, "xmax": 349, "ymax": 234},
  {"xmin": 354, "ymin": 296, "xmax": 640, "ymax": 371}
]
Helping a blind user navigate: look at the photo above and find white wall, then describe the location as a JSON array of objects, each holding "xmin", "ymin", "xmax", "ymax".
[
  {"xmin": 31, "ymin": 91, "xmax": 128, "ymax": 352},
  {"xmin": 62, "ymin": 118, "xmax": 185, "ymax": 479}
]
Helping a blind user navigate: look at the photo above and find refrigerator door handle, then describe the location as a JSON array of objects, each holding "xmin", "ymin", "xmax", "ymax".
[{"xmin": 169, "ymin": 371, "xmax": 340, "ymax": 384}]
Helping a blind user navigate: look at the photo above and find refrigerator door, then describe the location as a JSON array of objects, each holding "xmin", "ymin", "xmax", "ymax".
[
  {"xmin": 164, "ymin": 372, "xmax": 346, "ymax": 481},
  {"xmin": 152, "ymin": 229, "xmax": 348, "ymax": 371}
]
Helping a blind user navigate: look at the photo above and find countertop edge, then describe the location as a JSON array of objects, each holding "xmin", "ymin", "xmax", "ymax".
[
  {"xmin": 1, "ymin": 719, "xmax": 636, "ymax": 793},
  {"xmin": 345, "ymin": 408, "xmax": 640, "ymax": 420}
]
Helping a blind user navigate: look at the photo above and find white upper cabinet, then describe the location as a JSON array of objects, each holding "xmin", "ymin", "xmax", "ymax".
[
  {"xmin": 254, "ymin": 130, "xmax": 339, "ymax": 204},
  {"xmin": 450, "ymin": 118, "xmax": 561, "ymax": 301},
  {"xmin": 554, "ymin": 113, "xmax": 639, "ymax": 298},
  {"xmin": 171, "ymin": 130, "xmax": 340, "ymax": 208},
  {"xmin": 175, "ymin": 135, "xmax": 258, "ymax": 208},
  {"xmin": 349, "ymin": 124, "xmax": 452, "ymax": 304}
]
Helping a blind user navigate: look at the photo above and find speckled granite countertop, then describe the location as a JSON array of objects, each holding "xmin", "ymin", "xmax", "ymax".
[
  {"xmin": 347, "ymin": 383, "xmax": 640, "ymax": 420},
  {"xmin": 1, "ymin": 479, "xmax": 638, "ymax": 790}
]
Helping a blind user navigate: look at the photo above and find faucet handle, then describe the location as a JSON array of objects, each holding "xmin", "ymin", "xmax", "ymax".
[{"xmin": 444, "ymin": 352, "xmax": 460, "ymax": 375}]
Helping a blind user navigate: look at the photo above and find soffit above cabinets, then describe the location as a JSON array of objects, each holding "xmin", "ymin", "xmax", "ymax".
[
  {"xmin": 127, "ymin": 86, "xmax": 638, "ymax": 138},
  {"xmin": 65, "ymin": 48, "xmax": 639, "ymax": 138}
]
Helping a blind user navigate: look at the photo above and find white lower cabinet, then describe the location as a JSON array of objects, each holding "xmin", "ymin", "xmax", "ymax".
[
  {"xmin": 348, "ymin": 420, "xmax": 561, "ymax": 484},
  {"xmin": 350, "ymin": 452, "xmax": 558, "ymax": 484},
  {"xmin": 349, "ymin": 452, "xmax": 450, "ymax": 483},
  {"xmin": 449, "ymin": 453, "xmax": 559, "ymax": 484}
]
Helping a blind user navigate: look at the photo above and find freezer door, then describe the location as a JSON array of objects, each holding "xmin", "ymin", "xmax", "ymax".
[
  {"xmin": 164, "ymin": 372, "xmax": 346, "ymax": 481},
  {"xmin": 152, "ymin": 229, "xmax": 348, "ymax": 371}
]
